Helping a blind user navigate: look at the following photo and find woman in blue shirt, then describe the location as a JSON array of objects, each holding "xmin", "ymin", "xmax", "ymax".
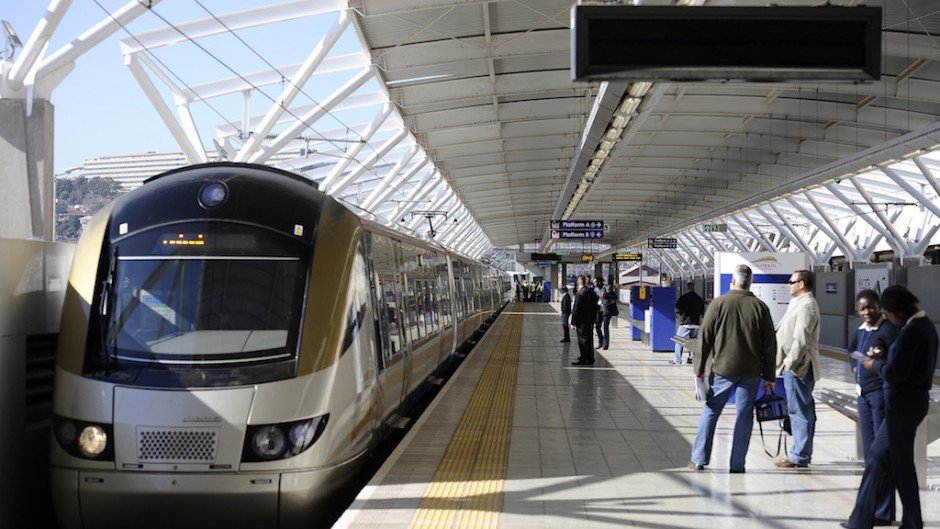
[{"xmin": 847, "ymin": 290, "xmax": 897, "ymax": 525}]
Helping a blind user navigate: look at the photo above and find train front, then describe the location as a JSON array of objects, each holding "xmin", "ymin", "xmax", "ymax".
[{"xmin": 50, "ymin": 163, "xmax": 365, "ymax": 529}]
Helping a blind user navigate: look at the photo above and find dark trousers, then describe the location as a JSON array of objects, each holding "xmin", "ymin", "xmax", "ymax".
[
  {"xmin": 595, "ymin": 312, "xmax": 604, "ymax": 346},
  {"xmin": 561, "ymin": 313, "xmax": 570, "ymax": 341},
  {"xmin": 849, "ymin": 394, "xmax": 927, "ymax": 528},
  {"xmin": 601, "ymin": 314, "xmax": 612, "ymax": 348},
  {"xmin": 576, "ymin": 323, "xmax": 595, "ymax": 363},
  {"xmin": 857, "ymin": 388, "xmax": 895, "ymax": 522}
]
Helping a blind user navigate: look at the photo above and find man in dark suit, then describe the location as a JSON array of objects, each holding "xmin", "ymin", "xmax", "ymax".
[
  {"xmin": 560, "ymin": 286, "xmax": 571, "ymax": 343},
  {"xmin": 571, "ymin": 275, "xmax": 599, "ymax": 366}
]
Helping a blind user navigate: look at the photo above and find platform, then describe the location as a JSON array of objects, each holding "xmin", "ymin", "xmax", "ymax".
[{"xmin": 335, "ymin": 301, "xmax": 940, "ymax": 529}]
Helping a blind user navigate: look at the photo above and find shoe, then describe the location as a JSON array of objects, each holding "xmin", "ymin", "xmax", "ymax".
[
  {"xmin": 839, "ymin": 523, "xmax": 854, "ymax": 529},
  {"xmin": 729, "ymin": 468, "xmax": 745, "ymax": 474},
  {"xmin": 774, "ymin": 458, "xmax": 808, "ymax": 469},
  {"xmin": 572, "ymin": 361, "xmax": 586, "ymax": 366},
  {"xmin": 560, "ymin": 339, "xmax": 570, "ymax": 343},
  {"xmin": 669, "ymin": 360, "xmax": 681, "ymax": 365},
  {"xmin": 587, "ymin": 359, "xmax": 596, "ymax": 365},
  {"xmin": 688, "ymin": 461, "xmax": 704, "ymax": 471},
  {"xmin": 686, "ymin": 358, "xmax": 693, "ymax": 364},
  {"xmin": 602, "ymin": 346, "xmax": 608, "ymax": 350}
]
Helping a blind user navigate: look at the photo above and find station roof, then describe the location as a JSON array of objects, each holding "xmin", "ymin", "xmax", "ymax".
[{"xmin": 5, "ymin": 0, "xmax": 940, "ymax": 267}]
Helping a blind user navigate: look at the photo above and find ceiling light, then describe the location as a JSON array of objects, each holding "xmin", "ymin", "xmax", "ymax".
[
  {"xmin": 617, "ymin": 97, "xmax": 641, "ymax": 115},
  {"xmin": 605, "ymin": 128, "xmax": 620, "ymax": 141},
  {"xmin": 612, "ymin": 115, "xmax": 628, "ymax": 129},
  {"xmin": 601, "ymin": 140, "xmax": 615, "ymax": 152},
  {"xmin": 629, "ymin": 82, "xmax": 652, "ymax": 97}
]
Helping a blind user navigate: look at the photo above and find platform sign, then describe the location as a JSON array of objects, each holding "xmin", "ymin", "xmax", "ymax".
[
  {"xmin": 530, "ymin": 252, "xmax": 561, "ymax": 261},
  {"xmin": 613, "ymin": 252, "xmax": 642, "ymax": 261},
  {"xmin": 647, "ymin": 237, "xmax": 677, "ymax": 248},
  {"xmin": 551, "ymin": 219, "xmax": 603, "ymax": 230},
  {"xmin": 581, "ymin": 254, "xmax": 594, "ymax": 263},
  {"xmin": 551, "ymin": 229, "xmax": 604, "ymax": 239},
  {"xmin": 703, "ymin": 223, "xmax": 728, "ymax": 232}
]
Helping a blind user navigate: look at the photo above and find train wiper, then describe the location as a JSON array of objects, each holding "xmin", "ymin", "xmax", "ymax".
[{"xmin": 99, "ymin": 246, "xmax": 119, "ymax": 376}]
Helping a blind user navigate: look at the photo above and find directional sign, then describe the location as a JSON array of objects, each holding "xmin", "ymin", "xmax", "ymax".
[
  {"xmin": 612, "ymin": 252, "xmax": 643, "ymax": 261},
  {"xmin": 550, "ymin": 219, "xmax": 604, "ymax": 230},
  {"xmin": 703, "ymin": 223, "xmax": 728, "ymax": 232},
  {"xmin": 581, "ymin": 254, "xmax": 594, "ymax": 263},
  {"xmin": 552, "ymin": 230, "xmax": 604, "ymax": 240},
  {"xmin": 604, "ymin": 223, "xmax": 610, "ymax": 232},
  {"xmin": 647, "ymin": 237, "xmax": 678, "ymax": 249}
]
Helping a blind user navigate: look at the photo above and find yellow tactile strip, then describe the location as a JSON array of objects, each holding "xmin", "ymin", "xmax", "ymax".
[{"xmin": 408, "ymin": 304, "xmax": 522, "ymax": 529}]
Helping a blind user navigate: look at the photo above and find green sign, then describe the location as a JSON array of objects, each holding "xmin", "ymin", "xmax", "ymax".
[{"xmin": 703, "ymin": 223, "xmax": 728, "ymax": 232}]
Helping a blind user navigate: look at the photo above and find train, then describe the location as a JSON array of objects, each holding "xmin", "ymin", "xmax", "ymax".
[{"xmin": 50, "ymin": 162, "xmax": 512, "ymax": 528}]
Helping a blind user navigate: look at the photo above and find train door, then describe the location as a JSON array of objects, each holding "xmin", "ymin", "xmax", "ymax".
[{"xmin": 368, "ymin": 234, "xmax": 407, "ymax": 420}]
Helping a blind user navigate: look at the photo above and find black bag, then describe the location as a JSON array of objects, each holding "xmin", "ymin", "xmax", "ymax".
[{"xmin": 755, "ymin": 394, "xmax": 789, "ymax": 458}]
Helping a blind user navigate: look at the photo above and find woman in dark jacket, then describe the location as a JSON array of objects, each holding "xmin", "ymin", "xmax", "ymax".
[
  {"xmin": 847, "ymin": 290, "xmax": 898, "ymax": 525},
  {"xmin": 844, "ymin": 285, "xmax": 939, "ymax": 529}
]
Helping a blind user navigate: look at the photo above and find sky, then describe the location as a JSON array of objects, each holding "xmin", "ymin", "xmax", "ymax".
[{"xmin": 2, "ymin": 1, "xmax": 364, "ymax": 174}]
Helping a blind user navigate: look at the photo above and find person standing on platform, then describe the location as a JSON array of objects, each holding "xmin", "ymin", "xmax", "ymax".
[
  {"xmin": 847, "ymin": 289, "xmax": 898, "ymax": 526},
  {"xmin": 689, "ymin": 264, "xmax": 776, "ymax": 473},
  {"xmin": 571, "ymin": 275, "xmax": 599, "ymax": 366},
  {"xmin": 672, "ymin": 281, "xmax": 705, "ymax": 365},
  {"xmin": 600, "ymin": 277, "xmax": 619, "ymax": 350},
  {"xmin": 774, "ymin": 269, "xmax": 820, "ymax": 469},
  {"xmin": 560, "ymin": 286, "xmax": 572, "ymax": 343},
  {"xmin": 843, "ymin": 286, "xmax": 939, "ymax": 529},
  {"xmin": 593, "ymin": 277, "xmax": 606, "ymax": 349}
]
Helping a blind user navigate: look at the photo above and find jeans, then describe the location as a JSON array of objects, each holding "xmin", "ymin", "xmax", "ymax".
[
  {"xmin": 784, "ymin": 367, "xmax": 816, "ymax": 465},
  {"xmin": 595, "ymin": 312, "xmax": 604, "ymax": 346},
  {"xmin": 601, "ymin": 314, "xmax": 613, "ymax": 348},
  {"xmin": 673, "ymin": 324, "xmax": 697, "ymax": 363},
  {"xmin": 691, "ymin": 372, "xmax": 761, "ymax": 470}
]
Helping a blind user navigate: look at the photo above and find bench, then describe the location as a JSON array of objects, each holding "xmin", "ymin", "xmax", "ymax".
[
  {"xmin": 670, "ymin": 335, "xmax": 700, "ymax": 357},
  {"xmin": 814, "ymin": 386, "xmax": 940, "ymax": 487}
]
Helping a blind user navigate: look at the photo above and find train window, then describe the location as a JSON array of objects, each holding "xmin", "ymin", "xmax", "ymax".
[
  {"xmin": 93, "ymin": 222, "xmax": 308, "ymax": 373},
  {"xmin": 426, "ymin": 281, "xmax": 438, "ymax": 334},
  {"xmin": 371, "ymin": 235, "xmax": 404, "ymax": 363},
  {"xmin": 408, "ymin": 279, "xmax": 422, "ymax": 342}
]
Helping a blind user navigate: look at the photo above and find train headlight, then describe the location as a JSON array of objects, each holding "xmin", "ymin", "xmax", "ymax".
[
  {"xmin": 78, "ymin": 426, "xmax": 108, "ymax": 457},
  {"xmin": 250, "ymin": 425, "xmax": 286, "ymax": 460},
  {"xmin": 53, "ymin": 415, "xmax": 114, "ymax": 461},
  {"xmin": 242, "ymin": 414, "xmax": 329, "ymax": 462},
  {"xmin": 198, "ymin": 181, "xmax": 228, "ymax": 209}
]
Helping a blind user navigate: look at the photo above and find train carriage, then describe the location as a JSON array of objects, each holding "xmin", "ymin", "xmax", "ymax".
[{"xmin": 50, "ymin": 162, "xmax": 510, "ymax": 529}]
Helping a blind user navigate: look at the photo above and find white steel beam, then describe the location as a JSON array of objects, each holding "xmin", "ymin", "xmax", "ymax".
[
  {"xmin": 766, "ymin": 203, "xmax": 817, "ymax": 260},
  {"xmin": 119, "ymin": 0, "xmax": 345, "ymax": 54},
  {"xmin": 327, "ymin": 129, "xmax": 408, "ymax": 195},
  {"xmin": 676, "ymin": 236, "xmax": 709, "ymax": 274},
  {"xmin": 8, "ymin": 0, "xmax": 72, "ymax": 88},
  {"xmin": 245, "ymin": 66, "xmax": 375, "ymax": 164},
  {"xmin": 235, "ymin": 11, "xmax": 350, "ymax": 162},
  {"xmin": 847, "ymin": 180, "xmax": 909, "ymax": 257},
  {"xmin": 125, "ymin": 54, "xmax": 205, "ymax": 164},
  {"xmin": 732, "ymin": 214, "xmax": 776, "ymax": 252},
  {"xmin": 320, "ymin": 101, "xmax": 393, "ymax": 191},
  {"xmin": 913, "ymin": 158, "xmax": 940, "ymax": 199},
  {"xmin": 797, "ymin": 194, "xmax": 859, "ymax": 262},
  {"xmin": 38, "ymin": 0, "xmax": 162, "ymax": 82},
  {"xmin": 825, "ymin": 184, "xmax": 902, "ymax": 252},
  {"xmin": 881, "ymin": 167, "xmax": 940, "ymax": 222},
  {"xmin": 392, "ymin": 177, "xmax": 443, "ymax": 222},
  {"xmin": 361, "ymin": 146, "xmax": 421, "ymax": 211}
]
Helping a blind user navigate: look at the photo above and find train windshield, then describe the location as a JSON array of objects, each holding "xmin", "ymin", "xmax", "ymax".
[{"xmin": 98, "ymin": 223, "xmax": 308, "ymax": 376}]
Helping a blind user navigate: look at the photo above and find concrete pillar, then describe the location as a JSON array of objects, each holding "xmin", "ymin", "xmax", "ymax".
[
  {"xmin": 0, "ymin": 99, "xmax": 54, "ymax": 241},
  {"xmin": 550, "ymin": 264, "xmax": 559, "ymax": 301}
]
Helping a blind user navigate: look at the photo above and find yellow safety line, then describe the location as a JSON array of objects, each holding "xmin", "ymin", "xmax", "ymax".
[{"xmin": 409, "ymin": 303, "xmax": 523, "ymax": 529}]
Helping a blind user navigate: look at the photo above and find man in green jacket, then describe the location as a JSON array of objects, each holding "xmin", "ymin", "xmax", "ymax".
[{"xmin": 689, "ymin": 264, "xmax": 777, "ymax": 473}]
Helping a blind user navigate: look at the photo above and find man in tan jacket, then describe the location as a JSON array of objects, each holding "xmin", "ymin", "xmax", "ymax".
[{"xmin": 774, "ymin": 269, "xmax": 820, "ymax": 469}]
